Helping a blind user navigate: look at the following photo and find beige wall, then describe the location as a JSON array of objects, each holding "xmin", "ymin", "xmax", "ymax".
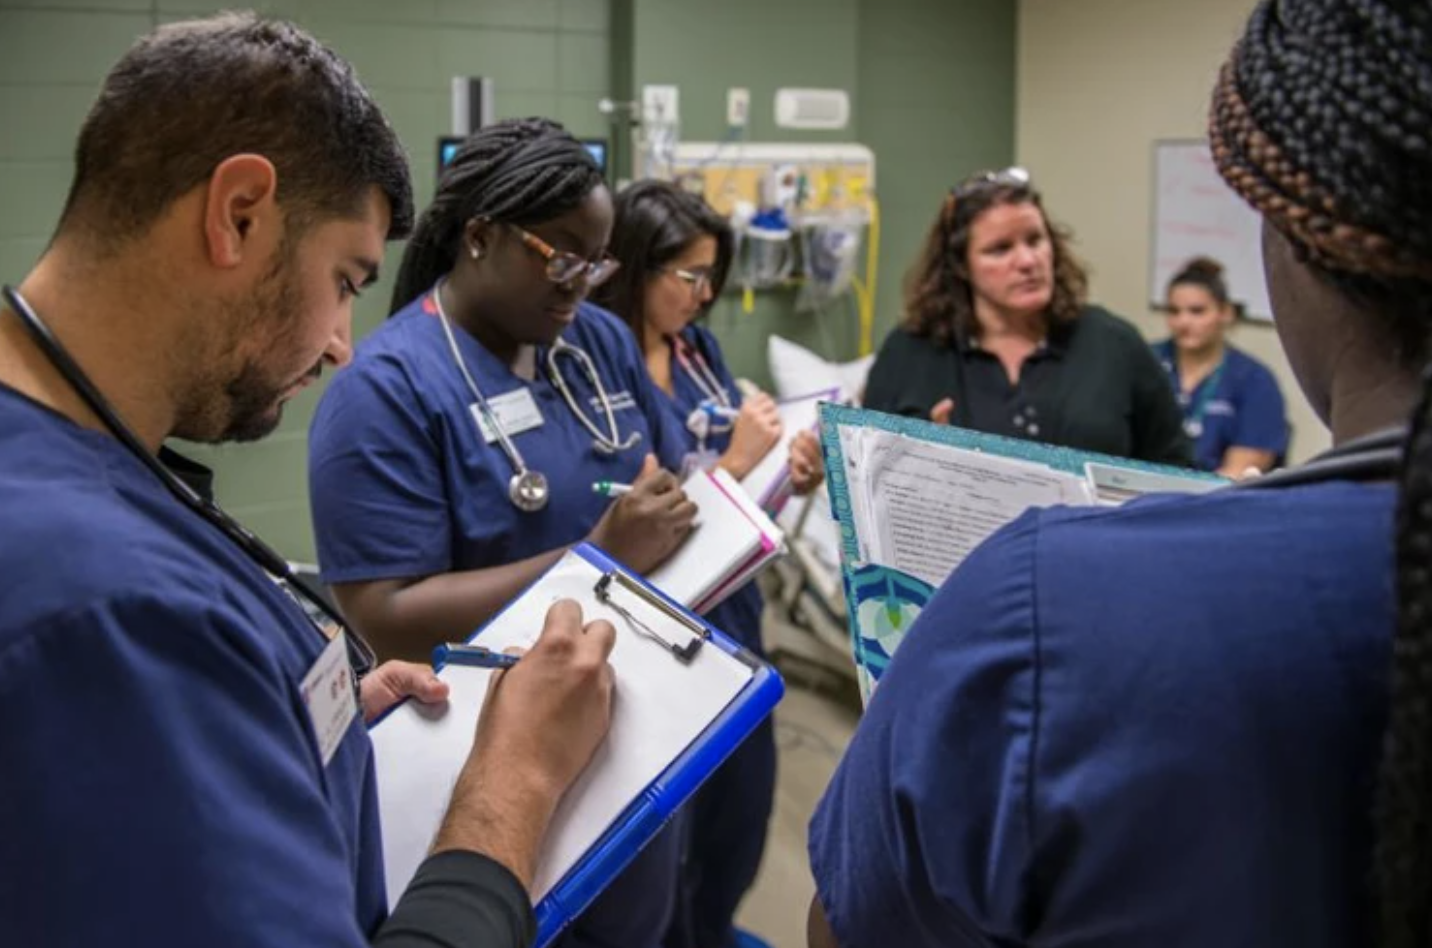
[{"xmin": 1016, "ymin": 0, "xmax": 1329, "ymax": 463}]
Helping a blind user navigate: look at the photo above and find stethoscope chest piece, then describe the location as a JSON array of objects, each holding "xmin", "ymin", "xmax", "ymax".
[{"xmin": 510, "ymin": 468, "xmax": 550, "ymax": 512}]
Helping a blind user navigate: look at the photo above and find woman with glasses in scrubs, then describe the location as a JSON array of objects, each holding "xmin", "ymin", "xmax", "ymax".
[
  {"xmin": 864, "ymin": 169, "xmax": 1190, "ymax": 465},
  {"xmin": 307, "ymin": 117, "xmax": 696, "ymax": 948},
  {"xmin": 593, "ymin": 180, "xmax": 822, "ymax": 948}
]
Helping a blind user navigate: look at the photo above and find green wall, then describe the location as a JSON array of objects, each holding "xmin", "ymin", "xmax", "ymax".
[
  {"xmin": 1, "ymin": 0, "xmax": 1013, "ymax": 562},
  {"xmin": 615, "ymin": 0, "xmax": 1015, "ymax": 390},
  {"xmin": 855, "ymin": 0, "xmax": 1016, "ymax": 348},
  {"xmin": 1, "ymin": 0, "xmax": 613, "ymax": 562}
]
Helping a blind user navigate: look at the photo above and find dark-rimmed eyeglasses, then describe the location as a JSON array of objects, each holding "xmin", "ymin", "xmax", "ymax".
[{"xmin": 508, "ymin": 222, "xmax": 621, "ymax": 289}]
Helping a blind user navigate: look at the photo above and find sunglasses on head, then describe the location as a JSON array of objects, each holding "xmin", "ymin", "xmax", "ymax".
[{"xmin": 951, "ymin": 166, "xmax": 1033, "ymax": 198}]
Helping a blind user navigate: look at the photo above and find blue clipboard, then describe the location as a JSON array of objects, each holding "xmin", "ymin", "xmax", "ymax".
[{"xmin": 371, "ymin": 542, "xmax": 784, "ymax": 948}]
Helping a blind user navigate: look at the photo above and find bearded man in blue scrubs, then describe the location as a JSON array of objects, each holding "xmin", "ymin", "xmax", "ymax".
[{"xmin": 0, "ymin": 14, "xmax": 618, "ymax": 947}]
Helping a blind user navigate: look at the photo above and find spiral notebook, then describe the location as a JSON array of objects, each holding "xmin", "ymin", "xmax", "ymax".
[{"xmin": 368, "ymin": 543, "xmax": 783, "ymax": 947}]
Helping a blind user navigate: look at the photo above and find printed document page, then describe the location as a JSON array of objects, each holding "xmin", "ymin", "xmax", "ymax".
[
  {"xmin": 371, "ymin": 552, "xmax": 753, "ymax": 906},
  {"xmin": 844, "ymin": 428, "xmax": 1090, "ymax": 587}
]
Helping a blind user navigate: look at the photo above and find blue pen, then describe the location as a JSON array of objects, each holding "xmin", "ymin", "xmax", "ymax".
[
  {"xmin": 434, "ymin": 642, "xmax": 520, "ymax": 670},
  {"xmin": 702, "ymin": 403, "xmax": 739, "ymax": 420}
]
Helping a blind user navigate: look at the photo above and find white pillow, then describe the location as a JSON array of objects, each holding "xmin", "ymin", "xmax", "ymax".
[{"xmin": 766, "ymin": 335, "xmax": 875, "ymax": 404}]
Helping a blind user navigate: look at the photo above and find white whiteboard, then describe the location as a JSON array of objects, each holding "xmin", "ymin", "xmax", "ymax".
[{"xmin": 1150, "ymin": 140, "xmax": 1272, "ymax": 321}]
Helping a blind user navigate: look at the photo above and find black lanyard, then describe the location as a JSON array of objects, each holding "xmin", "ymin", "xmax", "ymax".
[{"xmin": 1, "ymin": 284, "xmax": 377, "ymax": 681}]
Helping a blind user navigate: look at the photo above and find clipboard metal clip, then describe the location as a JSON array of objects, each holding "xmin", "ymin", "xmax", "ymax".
[{"xmin": 594, "ymin": 570, "xmax": 709, "ymax": 663}]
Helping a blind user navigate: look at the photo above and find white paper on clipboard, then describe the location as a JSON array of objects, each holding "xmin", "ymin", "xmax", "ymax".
[{"xmin": 370, "ymin": 551, "xmax": 753, "ymax": 905}]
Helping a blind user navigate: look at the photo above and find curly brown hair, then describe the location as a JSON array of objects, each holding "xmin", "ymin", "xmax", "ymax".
[{"xmin": 901, "ymin": 181, "xmax": 1088, "ymax": 346}]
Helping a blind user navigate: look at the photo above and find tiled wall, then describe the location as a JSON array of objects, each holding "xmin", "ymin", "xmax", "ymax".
[
  {"xmin": 0, "ymin": 0, "xmax": 1014, "ymax": 561},
  {"xmin": 0, "ymin": 0, "xmax": 614, "ymax": 560}
]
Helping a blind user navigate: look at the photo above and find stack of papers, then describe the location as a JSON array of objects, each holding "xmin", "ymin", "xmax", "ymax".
[
  {"xmin": 838, "ymin": 425, "xmax": 1094, "ymax": 588},
  {"xmin": 647, "ymin": 467, "xmax": 785, "ymax": 613},
  {"xmin": 822, "ymin": 404, "xmax": 1226, "ymax": 700}
]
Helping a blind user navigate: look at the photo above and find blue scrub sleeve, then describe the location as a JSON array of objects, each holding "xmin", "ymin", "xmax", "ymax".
[
  {"xmin": 1232, "ymin": 366, "xmax": 1288, "ymax": 455},
  {"xmin": 309, "ymin": 361, "xmax": 454, "ymax": 584},
  {"xmin": 808, "ymin": 517, "xmax": 1042, "ymax": 948},
  {"xmin": 1, "ymin": 590, "xmax": 376, "ymax": 946}
]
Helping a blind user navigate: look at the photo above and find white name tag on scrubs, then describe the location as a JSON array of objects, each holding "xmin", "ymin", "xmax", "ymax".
[
  {"xmin": 590, "ymin": 390, "xmax": 638, "ymax": 413},
  {"xmin": 300, "ymin": 631, "xmax": 358, "ymax": 768},
  {"xmin": 471, "ymin": 388, "xmax": 545, "ymax": 444}
]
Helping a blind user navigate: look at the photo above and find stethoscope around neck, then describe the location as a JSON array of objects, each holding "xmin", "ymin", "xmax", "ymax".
[
  {"xmin": 672, "ymin": 334, "xmax": 736, "ymax": 444},
  {"xmin": 432, "ymin": 282, "xmax": 641, "ymax": 512},
  {"xmin": 0, "ymin": 284, "xmax": 378, "ymax": 684},
  {"xmin": 1167, "ymin": 353, "xmax": 1227, "ymax": 440}
]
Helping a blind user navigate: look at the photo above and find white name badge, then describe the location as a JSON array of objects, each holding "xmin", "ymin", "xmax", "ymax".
[
  {"xmin": 590, "ymin": 390, "xmax": 638, "ymax": 413},
  {"xmin": 300, "ymin": 631, "xmax": 358, "ymax": 768},
  {"xmin": 471, "ymin": 388, "xmax": 545, "ymax": 444}
]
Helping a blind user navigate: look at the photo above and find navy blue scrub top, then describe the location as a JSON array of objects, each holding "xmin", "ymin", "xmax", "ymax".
[
  {"xmin": 0, "ymin": 385, "xmax": 386, "ymax": 946},
  {"xmin": 1152, "ymin": 341, "xmax": 1288, "ymax": 471},
  {"xmin": 308, "ymin": 290, "xmax": 688, "ymax": 948},
  {"xmin": 810, "ymin": 481, "xmax": 1394, "ymax": 948},
  {"xmin": 309, "ymin": 291, "xmax": 685, "ymax": 584},
  {"xmin": 658, "ymin": 323, "xmax": 764, "ymax": 651}
]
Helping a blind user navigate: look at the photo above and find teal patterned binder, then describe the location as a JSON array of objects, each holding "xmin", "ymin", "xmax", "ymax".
[{"xmin": 818, "ymin": 403, "xmax": 1223, "ymax": 701}]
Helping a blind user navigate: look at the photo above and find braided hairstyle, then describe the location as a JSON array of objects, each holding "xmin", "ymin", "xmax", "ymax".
[
  {"xmin": 1210, "ymin": 0, "xmax": 1432, "ymax": 364},
  {"xmin": 389, "ymin": 117, "xmax": 605, "ymax": 312},
  {"xmin": 901, "ymin": 179, "xmax": 1087, "ymax": 346},
  {"xmin": 1211, "ymin": 3, "xmax": 1432, "ymax": 945}
]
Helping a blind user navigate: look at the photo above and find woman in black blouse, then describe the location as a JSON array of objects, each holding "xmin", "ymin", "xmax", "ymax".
[{"xmin": 865, "ymin": 169, "xmax": 1190, "ymax": 465}]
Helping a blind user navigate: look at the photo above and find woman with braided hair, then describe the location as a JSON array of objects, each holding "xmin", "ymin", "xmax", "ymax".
[
  {"xmin": 807, "ymin": 2, "xmax": 1432, "ymax": 946},
  {"xmin": 307, "ymin": 117, "xmax": 695, "ymax": 948},
  {"xmin": 863, "ymin": 169, "xmax": 1190, "ymax": 465}
]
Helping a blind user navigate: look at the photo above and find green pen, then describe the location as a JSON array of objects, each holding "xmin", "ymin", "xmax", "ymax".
[{"xmin": 591, "ymin": 480, "xmax": 633, "ymax": 498}]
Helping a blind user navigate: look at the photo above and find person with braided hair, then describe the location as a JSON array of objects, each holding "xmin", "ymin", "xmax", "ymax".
[
  {"xmin": 863, "ymin": 170, "xmax": 1190, "ymax": 465},
  {"xmin": 807, "ymin": 2, "xmax": 1432, "ymax": 946},
  {"xmin": 1152, "ymin": 256, "xmax": 1288, "ymax": 475},
  {"xmin": 307, "ymin": 117, "xmax": 696, "ymax": 948}
]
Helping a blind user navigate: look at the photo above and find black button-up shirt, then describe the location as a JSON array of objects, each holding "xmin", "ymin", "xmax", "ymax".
[{"xmin": 864, "ymin": 306, "xmax": 1191, "ymax": 465}]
